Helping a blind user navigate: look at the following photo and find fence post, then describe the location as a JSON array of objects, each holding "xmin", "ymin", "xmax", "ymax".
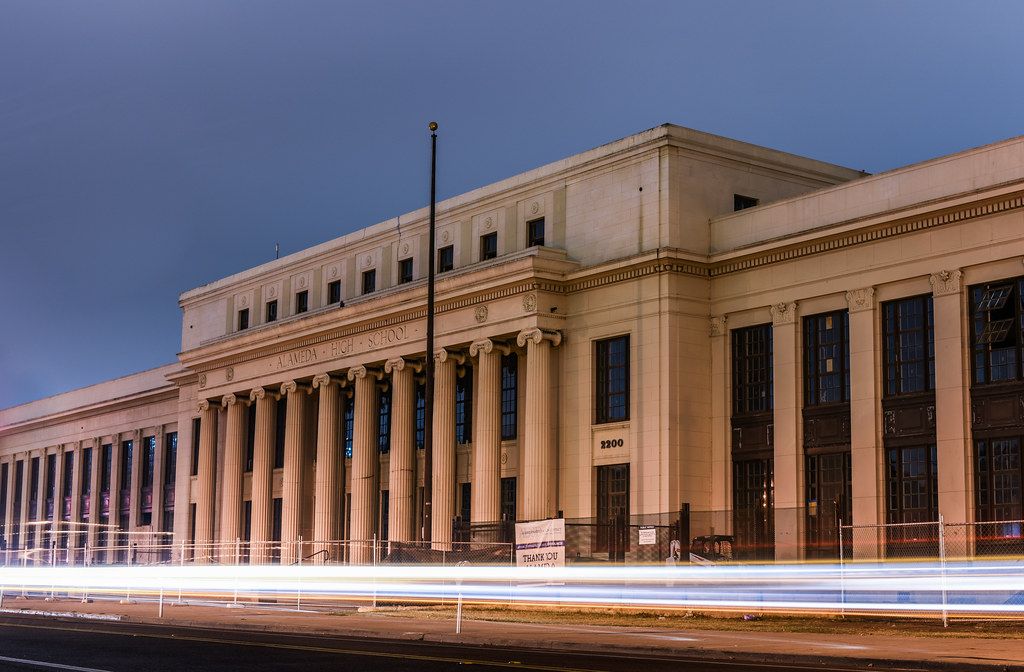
[
  {"xmin": 938, "ymin": 515, "xmax": 948, "ymax": 628},
  {"xmin": 679, "ymin": 503, "xmax": 690, "ymax": 563},
  {"xmin": 838, "ymin": 518, "xmax": 845, "ymax": 619},
  {"xmin": 296, "ymin": 536, "xmax": 303, "ymax": 612},
  {"xmin": 372, "ymin": 533, "xmax": 378, "ymax": 609}
]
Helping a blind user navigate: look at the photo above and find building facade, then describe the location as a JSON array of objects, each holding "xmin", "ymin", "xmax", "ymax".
[{"xmin": 2, "ymin": 124, "xmax": 1023, "ymax": 562}]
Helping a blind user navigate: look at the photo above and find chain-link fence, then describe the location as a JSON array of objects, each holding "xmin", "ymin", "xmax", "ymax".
[{"xmin": 841, "ymin": 517, "xmax": 1024, "ymax": 562}]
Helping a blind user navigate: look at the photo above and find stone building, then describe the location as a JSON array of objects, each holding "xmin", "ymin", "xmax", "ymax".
[{"xmin": 2, "ymin": 124, "xmax": 1023, "ymax": 562}]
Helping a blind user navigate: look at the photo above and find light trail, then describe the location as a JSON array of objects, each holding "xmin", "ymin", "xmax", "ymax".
[{"xmin": 1, "ymin": 561, "xmax": 1022, "ymax": 618}]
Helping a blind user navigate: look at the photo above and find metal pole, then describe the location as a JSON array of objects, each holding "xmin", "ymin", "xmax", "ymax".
[
  {"xmin": 938, "ymin": 514, "xmax": 948, "ymax": 628},
  {"xmin": 838, "ymin": 518, "xmax": 845, "ymax": 619},
  {"xmin": 423, "ymin": 121, "xmax": 438, "ymax": 543},
  {"xmin": 296, "ymin": 536, "xmax": 303, "ymax": 612}
]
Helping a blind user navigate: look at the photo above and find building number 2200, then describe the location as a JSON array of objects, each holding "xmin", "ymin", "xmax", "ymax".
[{"xmin": 599, "ymin": 438, "xmax": 624, "ymax": 449}]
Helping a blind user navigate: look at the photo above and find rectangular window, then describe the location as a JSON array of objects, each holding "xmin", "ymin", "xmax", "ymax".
[
  {"xmin": 438, "ymin": 245, "xmax": 454, "ymax": 273},
  {"xmin": 732, "ymin": 324, "xmax": 773, "ymax": 415},
  {"xmin": 191, "ymin": 418, "xmax": 201, "ymax": 476},
  {"xmin": 275, "ymin": 396, "xmax": 287, "ymax": 469},
  {"xmin": 732, "ymin": 457, "xmax": 775, "ymax": 560},
  {"xmin": 596, "ymin": 463, "xmax": 630, "ymax": 553},
  {"xmin": 362, "ymin": 269, "xmax": 376, "ymax": 294},
  {"xmin": 971, "ymin": 278, "xmax": 1024, "ymax": 384},
  {"xmin": 399, "ymin": 258, "xmax": 414, "ymax": 284},
  {"xmin": 734, "ymin": 194, "xmax": 759, "ymax": 211},
  {"xmin": 82, "ymin": 447, "xmax": 93, "ymax": 497},
  {"xmin": 13, "ymin": 461, "xmax": 23, "ymax": 550},
  {"xmin": 501, "ymin": 353, "xmax": 518, "ymax": 440},
  {"xmin": 46, "ymin": 453, "xmax": 56, "ymax": 501},
  {"xmin": 595, "ymin": 335, "xmax": 630, "ymax": 423},
  {"xmin": 480, "ymin": 232, "xmax": 498, "ymax": 261},
  {"xmin": 266, "ymin": 300, "xmax": 278, "ymax": 323},
  {"xmin": 295, "ymin": 290, "xmax": 308, "ymax": 314},
  {"xmin": 62, "ymin": 452, "xmax": 73, "ymax": 499},
  {"xmin": 243, "ymin": 500, "xmax": 252, "ymax": 543},
  {"xmin": 974, "ymin": 437, "xmax": 1023, "ymax": 554},
  {"xmin": 379, "ymin": 490, "xmax": 389, "ymax": 542},
  {"xmin": 140, "ymin": 436, "xmax": 155, "ymax": 488},
  {"xmin": 327, "ymin": 280, "xmax": 342, "ymax": 305},
  {"xmin": 527, "ymin": 218, "xmax": 545, "ymax": 247},
  {"xmin": 414, "ymin": 381, "xmax": 426, "ymax": 449},
  {"xmin": 501, "ymin": 477, "xmax": 517, "ymax": 522},
  {"xmin": 460, "ymin": 482, "xmax": 472, "ymax": 523},
  {"xmin": 120, "ymin": 440, "xmax": 133, "ymax": 518},
  {"xmin": 0, "ymin": 463, "xmax": 7, "ymax": 539},
  {"xmin": 377, "ymin": 385, "xmax": 392, "ymax": 454},
  {"xmin": 163, "ymin": 432, "xmax": 177, "ymax": 488},
  {"xmin": 245, "ymin": 403, "xmax": 256, "ymax": 472},
  {"xmin": 238, "ymin": 308, "xmax": 249, "ymax": 331},
  {"xmin": 272, "ymin": 498, "xmax": 283, "ymax": 542},
  {"xmin": 803, "ymin": 311, "xmax": 850, "ymax": 406},
  {"xmin": 882, "ymin": 295, "xmax": 935, "ymax": 396},
  {"xmin": 344, "ymin": 390, "xmax": 355, "ymax": 459},
  {"xmin": 101, "ymin": 444, "xmax": 112, "ymax": 493},
  {"xmin": 886, "ymin": 445, "xmax": 938, "ymax": 524},
  {"xmin": 455, "ymin": 365, "xmax": 473, "ymax": 444}
]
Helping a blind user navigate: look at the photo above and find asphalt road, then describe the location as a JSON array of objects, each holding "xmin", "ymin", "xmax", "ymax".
[{"xmin": 0, "ymin": 615, "xmax": 933, "ymax": 672}]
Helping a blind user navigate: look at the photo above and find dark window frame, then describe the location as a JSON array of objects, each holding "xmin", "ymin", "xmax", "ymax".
[
  {"xmin": 480, "ymin": 232, "xmax": 498, "ymax": 261},
  {"xmin": 595, "ymin": 335, "xmax": 630, "ymax": 424},
  {"xmin": 971, "ymin": 278, "xmax": 1024, "ymax": 385},
  {"xmin": 295, "ymin": 290, "xmax": 309, "ymax": 314},
  {"xmin": 803, "ymin": 311, "xmax": 850, "ymax": 406},
  {"xmin": 437, "ymin": 245, "xmax": 454, "ymax": 273},
  {"xmin": 455, "ymin": 366, "xmax": 473, "ymax": 444},
  {"xmin": 398, "ymin": 258, "xmax": 414, "ymax": 284},
  {"xmin": 734, "ymin": 194, "xmax": 759, "ymax": 211},
  {"xmin": 732, "ymin": 324, "xmax": 774, "ymax": 416},
  {"xmin": 265, "ymin": 300, "xmax": 278, "ymax": 323},
  {"xmin": 500, "ymin": 353, "xmax": 518, "ymax": 440},
  {"xmin": 237, "ymin": 308, "xmax": 249, "ymax": 331},
  {"xmin": 362, "ymin": 269, "xmax": 376, "ymax": 294},
  {"xmin": 327, "ymin": 280, "xmax": 342, "ymax": 305},
  {"xmin": 527, "ymin": 217, "xmax": 545, "ymax": 247},
  {"xmin": 377, "ymin": 385, "xmax": 392, "ymax": 454},
  {"xmin": 882, "ymin": 295, "xmax": 935, "ymax": 397}
]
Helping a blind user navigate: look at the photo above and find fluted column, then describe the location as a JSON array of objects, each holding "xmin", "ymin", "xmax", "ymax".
[
  {"xmin": 249, "ymin": 387, "xmax": 276, "ymax": 564},
  {"xmin": 87, "ymin": 440, "xmax": 102, "ymax": 559},
  {"xmin": 385, "ymin": 358, "xmax": 418, "ymax": 543},
  {"xmin": 470, "ymin": 338, "xmax": 506, "ymax": 524},
  {"xmin": 518, "ymin": 328, "xmax": 562, "ymax": 521},
  {"xmin": 279, "ymin": 380, "xmax": 310, "ymax": 564},
  {"xmin": 2, "ymin": 458, "xmax": 14, "ymax": 554},
  {"xmin": 194, "ymin": 400, "xmax": 218, "ymax": 561},
  {"xmin": 432, "ymin": 349, "xmax": 461, "ymax": 549},
  {"xmin": 68, "ymin": 443, "xmax": 83, "ymax": 559},
  {"xmin": 19, "ymin": 454, "xmax": 30, "ymax": 553},
  {"xmin": 348, "ymin": 365, "xmax": 380, "ymax": 563},
  {"xmin": 219, "ymin": 394, "xmax": 246, "ymax": 554},
  {"xmin": 312, "ymin": 374, "xmax": 343, "ymax": 559}
]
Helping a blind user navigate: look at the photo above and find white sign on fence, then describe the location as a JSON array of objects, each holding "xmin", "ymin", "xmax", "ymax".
[
  {"xmin": 638, "ymin": 526, "xmax": 656, "ymax": 546},
  {"xmin": 515, "ymin": 518, "xmax": 566, "ymax": 567}
]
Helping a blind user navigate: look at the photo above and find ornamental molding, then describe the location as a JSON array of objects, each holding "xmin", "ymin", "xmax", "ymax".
[
  {"xmin": 770, "ymin": 302, "xmax": 797, "ymax": 326},
  {"xmin": 474, "ymin": 305, "xmax": 488, "ymax": 323},
  {"xmin": 709, "ymin": 315, "xmax": 727, "ymax": 337},
  {"xmin": 845, "ymin": 287, "xmax": 875, "ymax": 313},
  {"xmin": 929, "ymin": 269, "xmax": 962, "ymax": 297},
  {"xmin": 522, "ymin": 293, "xmax": 537, "ymax": 313}
]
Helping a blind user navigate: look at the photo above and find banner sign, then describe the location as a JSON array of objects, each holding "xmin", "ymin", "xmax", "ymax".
[{"xmin": 515, "ymin": 518, "xmax": 566, "ymax": 567}]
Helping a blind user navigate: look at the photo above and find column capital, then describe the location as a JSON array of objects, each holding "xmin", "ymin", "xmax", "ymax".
[
  {"xmin": 221, "ymin": 393, "xmax": 240, "ymax": 408},
  {"xmin": 846, "ymin": 287, "xmax": 876, "ymax": 313},
  {"xmin": 250, "ymin": 386, "xmax": 277, "ymax": 402},
  {"xmin": 469, "ymin": 338, "xmax": 511, "ymax": 357},
  {"xmin": 709, "ymin": 315, "xmax": 727, "ymax": 337},
  {"xmin": 280, "ymin": 380, "xmax": 311, "ymax": 396},
  {"xmin": 769, "ymin": 301, "xmax": 798, "ymax": 326},
  {"xmin": 516, "ymin": 328, "xmax": 562, "ymax": 348},
  {"xmin": 347, "ymin": 365, "xmax": 383, "ymax": 382},
  {"xmin": 385, "ymin": 357, "xmax": 422, "ymax": 374},
  {"xmin": 434, "ymin": 348, "xmax": 466, "ymax": 365},
  {"xmin": 311, "ymin": 373, "xmax": 337, "ymax": 389},
  {"xmin": 197, "ymin": 399, "xmax": 212, "ymax": 413},
  {"xmin": 929, "ymin": 269, "xmax": 963, "ymax": 297}
]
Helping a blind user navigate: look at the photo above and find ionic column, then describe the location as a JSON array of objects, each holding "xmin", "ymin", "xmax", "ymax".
[
  {"xmin": 931, "ymin": 270, "xmax": 970, "ymax": 525},
  {"xmin": 194, "ymin": 400, "xmax": 218, "ymax": 560},
  {"xmin": 2, "ymin": 458, "xmax": 14, "ymax": 554},
  {"xmin": 35, "ymin": 450, "xmax": 47, "ymax": 551},
  {"xmin": 770, "ymin": 302, "xmax": 801, "ymax": 561},
  {"xmin": 385, "ymin": 358, "xmax": 418, "ymax": 543},
  {"xmin": 151, "ymin": 426, "xmax": 166, "ymax": 542},
  {"xmin": 249, "ymin": 387, "xmax": 277, "ymax": 563},
  {"xmin": 68, "ymin": 442, "xmax": 83, "ymax": 560},
  {"xmin": 108, "ymin": 435, "xmax": 122, "ymax": 555},
  {"xmin": 470, "ymin": 338, "xmax": 507, "ymax": 524},
  {"xmin": 431, "ymin": 349, "xmax": 461, "ymax": 549},
  {"xmin": 312, "ymin": 374, "xmax": 343, "ymax": 560},
  {"xmin": 279, "ymin": 381, "xmax": 311, "ymax": 565},
  {"xmin": 87, "ymin": 439, "xmax": 102, "ymax": 558},
  {"xmin": 128, "ymin": 429, "xmax": 143, "ymax": 534},
  {"xmin": 19, "ymin": 454, "xmax": 30, "ymax": 552},
  {"xmin": 847, "ymin": 288, "xmax": 882, "ymax": 559},
  {"xmin": 219, "ymin": 394, "xmax": 246, "ymax": 554},
  {"xmin": 348, "ymin": 365, "xmax": 380, "ymax": 564},
  {"xmin": 53, "ymin": 447, "xmax": 66, "ymax": 557},
  {"xmin": 517, "ymin": 328, "xmax": 562, "ymax": 521}
]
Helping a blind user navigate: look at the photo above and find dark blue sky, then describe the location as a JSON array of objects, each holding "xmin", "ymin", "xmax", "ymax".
[{"xmin": 2, "ymin": 1, "xmax": 1022, "ymax": 409}]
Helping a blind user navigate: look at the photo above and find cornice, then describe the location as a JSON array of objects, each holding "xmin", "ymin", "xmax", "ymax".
[{"xmin": 0, "ymin": 387, "xmax": 178, "ymax": 438}]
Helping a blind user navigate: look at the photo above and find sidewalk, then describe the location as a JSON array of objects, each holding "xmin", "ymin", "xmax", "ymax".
[{"xmin": 2, "ymin": 596, "xmax": 1023, "ymax": 671}]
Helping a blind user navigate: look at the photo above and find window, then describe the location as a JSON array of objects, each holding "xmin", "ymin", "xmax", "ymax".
[
  {"xmin": 480, "ymin": 232, "xmax": 497, "ymax": 261},
  {"xmin": 379, "ymin": 490, "xmax": 389, "ymax": 542},
  {"xmin": 501, "ymin": 477, "xmax": 517, "ymax": 522},
  {"xmin": 975, "ymin": 437, "xmax": 1022, "ymax": 523},
  {"xmin": 164, "ymin": 432, "xmax": 177, "ymax": 488},
  {"xmin": 501, "ymin": 353, "xmax": 518, "ymax": 440},
  {"xmin": 377, "ymin": 386, "xmax": 392, "ymax": 454},
  {"xmin": 732, "ymin": 324, "xmax": 773, "ymax": 415},
  {"xmin": 803, "ymin": 311, "xmax": 850, "ymax": 406},
  {"xmin": 732, "ymin": 457, "xmax": 775, "ymax": 560},
  {"xmin": 245, "ymin": 403, "xmax": 256, "ymax": 472},
  {"xmin": 141, "ymin": 436, "xmax": 156, "ymax": 488},
  {"xmin": 455, "ymin": 366, "xmax": 473, "ymax": 444},
  {"xmin": 399, "ymin": 258, "xmax": 414, "ymax": 284},
  {"xmin": 266, "ymin": 300, "xmax": 278, "ymax": 323},
  {"xmin": 971, "ymin": 278, "xmax": 1024, "ymax": 384},
  {"xmin": 414, "ymin": 381, "xmax": 426, "ymax": 449},
  {"xmin": 343, "ymin": 390, "xmax": 355, "ymax": 459},
  {"xmin": 0, "ymin": 463, "xmax": 7, "ymax": 539},
  {"xmin": 81, "ymin": 447, "xmax": 93, "ymax": 497},
  {"xmin": 190, "ymin": 418, "xmax": 201, "ymax": 476},
  {"xmin": 438, "ymin": 245, "xmax": 454, "ymax": 273},
  {"xmin": 883, "ymin": 295, "xmax": 935, "ymax": 396},
  {"xmin": 460, "ymin": 482, "xmax": 472, "ymax": 523},
  {"xmin": 734, "ymin": 194, "xmax": 759, "ymax": 211},
  {"xmin": 362, "ymin": 269, "xmax": 376, "ymax": 294},
  {"xmin": 275, "ymin": 396, "xmax": 287, "ymax": 469},
  {"xmin": 886, "ymin": 445, "xmax": 938, "ymax": 524},
  {"xmin": 596, "ymin": 463, "xmax": 630, "ymax": 553},
  {"xmin": 120, "ymin": 441, "xmax": 133, "ymax": 491},
  {"xmin": 101, "ymin": 444, "xmax": 112, "ymax": 493},
  {"xmin": 238, "ymin": 308, "xmax": 249, "ymax": 331},
  {"xmin": 527, "ymin": 218, "xmax": 545, "ymax": 247},
  {"xmin": 327, "ymin": 280, "xmax": 342, "ymax": 305},
  {"xmin": 595, "ymin": 336, "xmax": 630, "ymax": 423},
  {"xmin": 62, "ymin": 451, "xmax": 73, "ymax": 510},
  {"xmin": 295, "ymin": 290, "xmax": 308, "ymax": 314}
]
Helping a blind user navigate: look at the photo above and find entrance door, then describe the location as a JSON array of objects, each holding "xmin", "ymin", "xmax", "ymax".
[
  {"xmin": 805, "ymin": 452, "xmax": 851, "ymax": 559},
  {"xmin": 596, "ymin": 464, "xmax": 629, "ymax": 554},
  {"xmin": 733, "ymin": 458, "xmax": 774, "ymax": 560}
]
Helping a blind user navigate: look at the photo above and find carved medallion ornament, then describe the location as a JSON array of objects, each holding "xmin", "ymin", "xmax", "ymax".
[
  {"xmin": 929, "ymin": 269, "xmax": 962, "ymax": 297},
  {"xmin": 298, "ymin": 276, "xmax": 308, "ymax": 289},
  {"xmin": 239, "ymin": 295, "xmax": 248, "ymax": 308},
  {"xmin": 522, "ymin": 293, "xmax": 537, "ymax": 313},
  {"xmin": 225, "ymin": 366, "xmax": 235, "ymax": 382},
  {"xmin": 401, "ymin": 242, "xmax": 410, "ymax": 256},
  {"xmin": 441, "ymin": 230, "xmax": 451, "ymax": 244},
  {"xmin": 329, "ymin": 266, "xmax": 339, "ymax": 280},
  {"xmin": 198, "ymin": 373, "xmax": 207, "ymax": 389},
  {"xmin": 475, "ymin": 305, "xmax": 488, "ymax": 323},
  {"xmin": 500, "ymin": 451, "xmax": 508, "ymax": 466},
  {"xmin": 846, "ymin": 287, "xmax": 875, "ymax": 313},
  {"xmin": 268, "ymin": 286, "xmax": 277, "ymax": 298},
  {"xmin": 709, "ymin": 315, "xmax": 727, "ymax": 337},
  {"xmin": 361, "ymin": 255, "xmax": 373, "ymax": 269},
  {"xmin": 530, "ymin": 201, "xmax": 540, "ymax": 215},
  {"xmin": 770, "ymin": 301, "xmax": 797, "ymax": 326}
]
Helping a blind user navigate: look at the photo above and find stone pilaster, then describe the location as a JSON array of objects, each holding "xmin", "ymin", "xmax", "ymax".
[
  {"xmin": 846, "ymin": 288, "xmax": 882, "ymax": 558},
  {"xmin": 348, "ymin": 365, "xmax": 380, "ymax": 563},
  {"xmin": 2, "ymin": 458, "xmax": 14, "ymax": 553},
  {"xmin": 220, "ymin": 394, "xmax": 246, "ymax": 552},
  {"xmin": 431, "ymin": 349, "xmax": 461, "ymax": 549},
  {"xmin": 517, "ymin": 328, "xmax": 562, "ymax": 521},
  {"xmin": 19, "ymin": 453, "xmax": 30, "ymax": 553},
  {"xmin": 709, "ymin": 316, "xmax": 731, "ymax": 513},
  {"xmin": 770, "ymin": 302, "xmax": 801, "ymax": 561},
  {"xmin": 87, "ymin": 440, "xmax": 102, "ymax": 558},
  {"xmin": 279, "ymin": 380, "xmax": 310, "ymax": 565},
  {"xmin": 249, "ymin": 386, "xmax": 276, "ymax": 563},
  {"xmin": 385, "ymin": 358, "xmax": 418, "ymax": 543},
  {"xmin": 194, "ymin": 400, "xmax": 219, "ymax": 560},
  {"xmin": 312, "ymin": 374, "xmax": 343, "ymax": 559},
  {"xmin": 128, "ymin": 429, "xmax": 143, "ymax": 535},
  {"xmin": 930, "ymin": 270, "xmax": 970, "ymax": 525},
  {"xmin": 470, "ymin": 338, "xmax": 508, "ymax": 523}
]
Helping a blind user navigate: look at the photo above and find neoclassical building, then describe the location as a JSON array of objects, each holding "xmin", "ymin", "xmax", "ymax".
[{"xmin": 2, "ymin": 124, "xmax": 1023, "ymax": 562}]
